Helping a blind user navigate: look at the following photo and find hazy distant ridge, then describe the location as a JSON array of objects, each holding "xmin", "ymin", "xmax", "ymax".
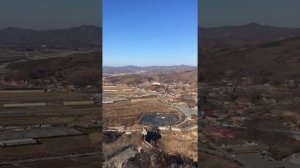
[
  {"xmin": 0, "ymin": 25, "xmax": 101, "ymax": 48},
  {"xmin": 103, "ymin": 65, "xmax": 196, "ymax": 74},
  {"xmin": 199, "ymin": 23, "xmax": 300, "ymax": 49}
]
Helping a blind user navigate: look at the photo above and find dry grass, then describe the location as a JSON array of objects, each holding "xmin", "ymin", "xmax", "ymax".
[
  {"xmin": 89, "ymin": 132, "xmax": 102, "ymax": 144},
  {"xmin": 158, "ymin": 130, "xmax": 198, "ymax": 162},
  {"xmin": 103, "ymin": 97, "xmax": 176, "ymax": 118},
  {"xmin": 0, "ymin": 91, "xmax": 91, "ymax": 104},
  {"xmin": 103, "ymin": 97, "xmax": 178, "ymax": 127},
  {"xmin": 198, "ymin": 152, "xmax": 241, "ymax": 168},
  {"xmin": 102, "ymin": 132, "xmax": 141, "ymax": 160}
]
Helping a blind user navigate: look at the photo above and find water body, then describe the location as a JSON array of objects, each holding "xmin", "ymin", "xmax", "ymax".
[{"xmin": 140, "ymin": 114, "xmax": 179, "ymax": 126}]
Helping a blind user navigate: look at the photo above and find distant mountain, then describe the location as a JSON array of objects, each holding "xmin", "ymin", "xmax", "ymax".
[
  {"xmin": 104, "ymin": 69, "xmax": 197, "ymax": 85},
  {"xmin": 160, "ymin": 69, "xmax": 197, "ymax": 84},
  {"xmin": 103, "ymin": 65, "xmax": 196, "ymax": 74},
  {"xmin": 103, "ymin": 65, "xmax": 142, "ymax": 74},
  {"xmin": 0, "ymin": 25, "xmax": 101, "ymax": 49},
  {"xmin": 199, "ymin": 23, "xmax": 300, "ymax": 50}
]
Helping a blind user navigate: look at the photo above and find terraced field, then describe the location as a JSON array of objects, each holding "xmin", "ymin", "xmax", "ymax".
[
  {"xmin": 0, "ymin": 90, "xmax": 100, "ymax": 126},
  {"xmin": 103, "ymin": 96, "xmax": 183, "ymax": 127}
]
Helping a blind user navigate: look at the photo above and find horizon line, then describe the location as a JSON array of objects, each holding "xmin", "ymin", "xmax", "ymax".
[
  {"xmin": 103, "ymin": 64, "xmax": 197, "ymax": 67},
  {"xmin": 0, "ymin": 24, "xmax": 101, "ymax": 31},
  {"xmin": 199, "ymin": 22, "xmax": 300, "ymax": 29}
]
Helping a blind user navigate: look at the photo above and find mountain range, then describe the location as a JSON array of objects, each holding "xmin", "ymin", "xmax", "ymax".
[
  {"xmin": 3, "ymin": 22, "xmax": 300, "ymax": 86},
  {"xmin": 103, "ymin": 65, "xmax": 196, "ymax": 74},
  {"xmin": 0, "ymin": 25, "xmax": 101, "ymax": 49},
  {"xmin": 199, "ymin": 23, "xmax": 300, "ymax": 50},
  {"xmin": 104, "ymin": 69, "xmax": 197, "ymax": 85},
  {"xmin": 2, "ymin": 23, "xmax": 300, "ymax": 50}
]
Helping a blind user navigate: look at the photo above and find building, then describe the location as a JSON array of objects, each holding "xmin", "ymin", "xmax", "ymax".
[
  {"xmin": 0, "ymin": 138, "xmax": 37, "ymax": 147},
  {"xmin": 152, "ymin": 82, "xmax": 161, "ymax": 86}
]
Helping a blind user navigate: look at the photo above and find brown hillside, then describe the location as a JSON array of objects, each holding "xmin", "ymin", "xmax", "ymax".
[
  {"xmin": 199, "ymin": 37, "xmax": 300, "ymax": 84},
  {"xmin": 6, "ymin": 51, "xmax": 101, "ymax": 87}
]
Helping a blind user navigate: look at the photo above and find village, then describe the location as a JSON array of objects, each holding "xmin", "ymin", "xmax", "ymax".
[
  {"xmin": 198, "ymin": 78, "xmax": 300, "ymax": 167},
  {"xmin": 102, "ymin": 72, "xmax": 198, "ymax": 167}
]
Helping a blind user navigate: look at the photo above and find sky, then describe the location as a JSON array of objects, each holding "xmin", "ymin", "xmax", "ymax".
[
  {"xmin": 199, "ymin": 0, "xmax": 300, "ymax": 28},
  {"xmin": 0, "ymin": 0, "xmax": 101, "ymax": 30},
  {"xmin": 103, "ymin": 0, "xmax": 197, "ymax": 66}
]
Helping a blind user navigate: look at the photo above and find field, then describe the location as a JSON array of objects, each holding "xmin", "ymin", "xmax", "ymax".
[
  {"xmin": 103, "ymin": 96, "xmax": 181, "ymax": 127},
  {"xmin": 0, "ymin": 133, "xmax": 100, "ymax": 160},
  {"xmin": 0, "ymin": 91, "xmax": 91, "ymax": 103},
  {"xmin": 158, "ymin": 130, "xmax": 198, "ymax": 162},
  {"xmin": 0, "ymin": 89, "xmax": 101, "ymax": 167},
  {"xmin": 0, "ymin": 91, "xmax": 100, "ymax": 126}
]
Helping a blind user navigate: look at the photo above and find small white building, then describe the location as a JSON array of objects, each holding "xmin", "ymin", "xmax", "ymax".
[
  {"xmin": 152, "ymin": 82, "xmax": 161, "ymax": 86},
  {"xmin": 0, "ymin": 138, "xmax": 37, "ymax": 147}
]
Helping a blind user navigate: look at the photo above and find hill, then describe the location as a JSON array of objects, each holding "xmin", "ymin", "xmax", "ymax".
[
  {"xmin": 105, "ymin": 69, "xmax": 197, "ymax": 85},
  {"xmin": 0, "ymin": 25, "xmax": 101, "ymax": 49},
  {"xmin": 199, "ymin": 37, "xmax": 300, "ymax": 85},
  {"xmin": 199, "ymin": 23, "xmax": 300, "ymax": 50},
  {"xmin": 159, "ymin": 69, "xmax": 197, "ymax": 84},
  {"xmin": 5, "ymin": 51, "xmax": 101, "ymax": 87}
]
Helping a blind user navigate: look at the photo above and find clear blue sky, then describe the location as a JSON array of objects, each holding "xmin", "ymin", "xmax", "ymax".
[
  {"xmin": 103, "ymin": 0, "xmax": 197, "ymax": 66},
  {"xmin": 200, "ymin": 0, "xmax": 300, "ymax": 28},
  {"xmin": 0, "ymin": 0, "xmax": 101, "ymax": 30}
]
